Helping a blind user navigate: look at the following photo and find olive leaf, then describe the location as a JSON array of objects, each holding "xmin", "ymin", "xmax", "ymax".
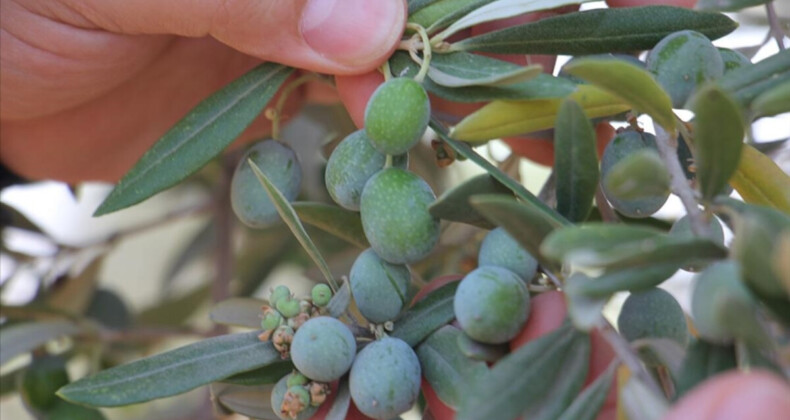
[
  {"xmin": 717, "ymin": 49, "xmax": 790, "ymax": 107},
  {"xmin": 291, "ymin": 202, "xmax": 369, "ymax": 249},
  {"xmin": 58, "ymin": 333, "xmax": 280, "ymax": 407},
  {"xmin": 390, "ymin": 52, "xmax": 576, "ymax": 103},
  {"xmin": 674, "ymin": 340, "xmax": 736, "ymax": 399},
  {"xmin": 0, "ymin": 320, "xmax": 82, "ymax": 365},
  {"xmin": 620, "ymin": 376, "xmax": 669, "ymax": 420},
  {"xmin": 557, "ymin": 361, "xmax": 617, "ymax": 420},
  {"xmin": 429, "ymin": 173, "xmax": 513, "ymax": 229},
  {"xmin": 562, "ymin": 57, "xmax": 675, "ymax": 130},
  {"xmin": 248, "ymin": 159, "xmax": 338, "ymax": 291},
  {"xmin": 751, "ymin": 79, "xmax": 790, "ymax": 118},
  {"xmin": 689, "ymin": 85, "xmax": 744, "ymax": 202},
  {"xmin": 417, "ymin": 325, "xmax": 489, "ymax": 409},
  {"xmin": 554, "ymin": 98, "xmax": 599, "ymax": 222},
  {"xmin": 457, "ymin": 325, "xmax": 590, "ymax": 420},
  {"xmin": 729, "ymin": 144, "xmax": 790, "ymax": 214},
  {"xmin": 451, "ymin": 6, "xmax": 737, "ymax": 56},
  {"xmin": 220, "ymin": 361, "xmax": 293, "ymax": 386},
  {"xmin": 450, "ymin": 84, "xmax": 629, "ymax": 142},
  {"xmin": 211, "ymin": 383, "xmax": 278, "ymax": 420},
  {"xmin": 541, "ymin": 223, "xmax": 663, "ymax": 264},
  {"xmin": 392, "ymin": 281, "xmax": 459, "ymax": 347},
  {"xmin": 697, "ymin": 0, "xmax": 771, "ymax": 13},
  {"xmin": 428, "ymin": 52, "xmax": 542, "ymax": 88},
  {"xmin": 94, "ymin": 63, "xmax": 293, "ymax": 216},
  {"xmin": 409, "ymin": 0, "xmax": 495, "ymax": 33},
  {"xmin": 571, "ymin": 264, "xmax": 680, "ymax": 298},
  {"xmin": 564, "ymin": 274, "xmax": 608, "ymax": 331},
  {"xmin": 209, "ymin": 297, "xmax": 267, "ymax": 329}
]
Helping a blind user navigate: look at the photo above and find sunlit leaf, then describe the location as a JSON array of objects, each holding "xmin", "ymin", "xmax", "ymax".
[
  {"xmin": 563, "ymin": 58, "xmax": 675, "ymax": 130},
  {"xmin": 429, "ymin": 174, "xmax": 512, "ymax": 229},
  {"xmin": 417, "ymin": 325, "xmax": 488, "ymax": 408},
  {"xmin": 59, "ymin": 332, "xmax": 279, "ymax": 407},
  {"xmin": 729, "ymin": 144, "xmax": 790, "ymax": 214},
  {"xmin": 452, "ymin": 6, "xmax": 736, "ymax": 56},
  {"xmin": 94, "ymin": 63, "xmax": 293, "ymax": 216},
  {"xmin": 392, "ymin": 281, "xmax": 459, "ymax": 347},
  {"xmin": 554, "ymin": 99, "xmax": 599, "ymax": 222},
  {"xmin": 248, "ymin": 159, "xmax": 338, "ymax": 291},
  {"xmin": 689, "ymin": 85, "xmax": 744, "ymax": 201},
  {"xmin": 451, "ymin": 84, "xmax": 629, "ymax": 142}
]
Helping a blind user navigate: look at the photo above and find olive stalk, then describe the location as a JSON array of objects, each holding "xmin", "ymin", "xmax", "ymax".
[{"xmin": 406, "ymin": 23, "xmax": 432, "ymax": 83}]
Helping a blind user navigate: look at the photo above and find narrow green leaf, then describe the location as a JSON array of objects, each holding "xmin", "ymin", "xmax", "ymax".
[
  {"xmin": 554, "ymin": 99, "xmax": 599, "ymax": 222},
  {"xmin": 697, "ymin": 0, "xmax": 771, "ymax": 12},
  {"xmin": 327, "ymin": 280, "xmax": 351, "ymax": 318},
  {"xmin": 573, "ymin": 264, "xmax": 680, "ymax": 298},
  {"xmin": 674, "ymin": 339, "xmax": 736, "ymax": 399},
  {"xmin": 210, "ymin": 298, "xmax": 266, "ymax": 329},
  {"xmin": 58, "ymin": 332, "xmax": 279, "ymax": 407},
  {"xmin": 0, "ymin": 321, "xmax": 81, "ymax": 365},
  {"xmin": 718, "ymin": 49, "xmax": 790, "ymax": 107},
  {"xmin": 751, "ymin": 79, "xmax": 790, "ymax": 118},
  {"xmin": 603, "ymin": 150, "xmax": 670, "ymax": 200},
  {"xmin": 409, "ymin": 0, "xmax": 493, "ymax": 32},
  {"xmin": 437, "ymin": 0, "xmax": 591, "ymax": 41},
  {"xmin": 452, "ymin": 6, "xmax": 736, "ymax": 56},
  {"xmin": 408, "ymin": 0, "xmax": 443, "ymax": 14},
  {"xmin": 558, "ymin": 362, "xmax": 617, "ymax": 420},
  {"xmin": 457, "ymin": 325, "xmax": 590, "ymax": 420},
  {"xmin": 212, "ymin": 383, "xmax": 278, "ymax": 420},
  {"xmin": 221, "ymin": 361, "xmax": 293, "ymax": 386},
  {"xmin": 417, "ymin": 325, "xmax": 489, "ymax": 409},
  {"xmin": 729, "ymin": 144, "xmax": 790, "ymax": 214},
  {"xmin": 291, "ymin": 202, "xmax": 368, "ymax": 249},
  {"xmin": 392, "ymin": 281, "xmax": 459, "ymax": 347},
  {"xmin": 451, "ymin": 84, "xmax": 629, "ymax": 141},
  {"xmin": 94, "ymin": 63, "xmax": 293, "ymax": 216},
  {"xmin": 325, "ymin": 378, "xmax": 352, "ymax": 420},
  {"xmin": 248, "ymin": 159, "xmax": 338, "ymax": 291},
  {"xmin": 391, "ymin": 52, "xmax": 576, "ymax": 103},
  {"xmin": 690, "ymin": 85, "xmax": 745, "ymax": 201},
  {"xmin": 470, "ymin": 194, "xmax": 566, "ymax": 270},
  {"xmin": 429, "ymin": 174, "xmax": 513, "ymax": 229},
  {"xmin": 541, "ymin": 223, "xmax": 662, "ymax": 264},
  {"xmin": 563, "ymin": 58, "xmax": 675, "ymax": 130},
  {"xmin": 428, "ymin": 52, "xmax": 542, "ymax": 88},
  {"xmin": 431, "ymin": 122, "xmax": 569, "ymax": 226},
  {"xmin": 730, "ymin": 208, "xmax": 790, "ymax": 299}
]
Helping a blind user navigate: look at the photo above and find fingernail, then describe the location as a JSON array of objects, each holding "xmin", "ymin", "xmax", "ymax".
[{"xmin": 301, "ymin": 0, "xmax": 405, "ymax": 68}]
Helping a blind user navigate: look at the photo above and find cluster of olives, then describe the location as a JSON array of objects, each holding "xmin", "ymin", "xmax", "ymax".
[
  {"xmin": 260, "ymin": 284, "xmax": 334, "ymax": 358},
  {"xmin": 453, "ymin": 228, "xmax": 537, "ymax": 344}
]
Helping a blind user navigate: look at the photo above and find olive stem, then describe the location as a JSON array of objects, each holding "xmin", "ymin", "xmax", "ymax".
[
  {"xmin": 766, "ymin": 2, "xmax": 786, "ymax": 51},
  {"xmin": 654, "ymin": 124, "xmax": 708, "ymax": 237},
  {"xmin": 406, "ymin": 23, "xmax": 432, "ymax": 83},
  {"xmin": 270, "ymin": 74, "xmax": 319, "ymax": 141},
  {"xmin": 211, "ymin": 154, "xmax": 235, "ymax": 335},
  {"xmin": 384, "ymin": 154, "xmax": 393, "ymax": 169},
  {"xmin": 381, "ymin": 60, "xmax": 392, "ymax": 81},
  {"xmin": 598, "ymin": 320, "xmax": 664, "ymax": 397}
]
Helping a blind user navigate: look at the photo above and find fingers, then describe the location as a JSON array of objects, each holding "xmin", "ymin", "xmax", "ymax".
[
  {"xmin": 663, "ymin": 370, "xmax": 790, "ymax": 420},
  {"xmin": 60, "ymin": 0, "xmax": 407, "ymax": 74}
]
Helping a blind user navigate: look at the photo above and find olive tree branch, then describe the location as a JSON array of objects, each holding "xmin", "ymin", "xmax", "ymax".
[
  {"xmin": 654, "ymin": 124, "xmax": 708, "ymax": 236},
  {"xmin": 766, "ymin": 2, "xmax": 786, "ymax": 51}
]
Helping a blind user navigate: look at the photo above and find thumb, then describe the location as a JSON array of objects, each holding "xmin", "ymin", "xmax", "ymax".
[{"xmin": 71, "ymin": 0, "xmax": 406, "ymax": 74}]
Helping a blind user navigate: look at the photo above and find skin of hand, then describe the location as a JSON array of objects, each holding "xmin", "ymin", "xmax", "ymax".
[{"xmin": 0, "ymin": 0, "xmax": 407, "ymax": 182}]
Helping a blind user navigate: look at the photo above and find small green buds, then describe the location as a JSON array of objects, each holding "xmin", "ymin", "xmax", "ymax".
[
  {"xmin": 311, "ymin": 284, "xmax": 332, "ymax": 307},
  {"xmin": 276, "ymin": 297, "xmax": 302, "ymax": 319},
  {"xmin": 269, "ymin": 285, "xmax": 291, "ymax": 309},
  {"xmin": 261, "ymin": 309, "xmax": 284, "ymax": 331}
]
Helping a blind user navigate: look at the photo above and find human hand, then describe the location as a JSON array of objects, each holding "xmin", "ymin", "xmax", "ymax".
[{"xmin": 0, "ymin": 0, "xmax": 406, "ymax": 182}]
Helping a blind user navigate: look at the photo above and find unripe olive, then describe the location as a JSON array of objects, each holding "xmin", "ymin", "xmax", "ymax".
[
  {"xmin": 617, "ymin": 288, "xmax": 688, "ymax": 365},
  {"xmin": 364, "ymin": 78, "xmax": 430, "ymax": 155},
  {"xmin": 646, "ymin": 30, "xmax": 724, "ymax": 108},
  {"xmin": 349, "ymin": 337, "xmax": 421, "ymax": 419},
  {"xmin": 360, "ymin": 168, "xmax": 439, "ymax": 264},
  {"xmin": 600, "ymin": 130, "xmax": 669, "ymax": 218},
  {"xmin": 453, "ymin": 266, "xmax": 530, "ymax": 344},
  {"xmin": 261, "ymin": 309, "xmax": 284, "ymax": 331},
  {"xmin": 269, "ymin": 285, "xmax": 292, "ymax": 308},
  {"xmin": 276, "ymin": 297, "xmax": 302, "ymax": 319},
  {"xmin": 478, "ymin": 227, "xmax": 538, "ymax": 281},
  {"xmin": 349, "ymin": 248, "xmax": 410, "ymax": 323},
  {"xmin": 325, "ymin": 130, "xmax": 408, "ymax": 211},
  {"xmin": 231, "ymin": 139, "xmax": 302, "ymax": 228},
  {"xmin": 271, "ymin": 374, "xmax": 318, "ymax": 420},
  {"xmin": 669, "ymin": 215, "xmax": 725, "ymax": 272},
  {"xmin": 311, "ymin": 284, "xmax": 332, "ymax": 308},
  {"xmin": 286, "ymin": 372, "xmax": 309, "ymax": 388},
  {"xmin": 290, "ymin": 317, "xmax": 356, "ymax": 382}
]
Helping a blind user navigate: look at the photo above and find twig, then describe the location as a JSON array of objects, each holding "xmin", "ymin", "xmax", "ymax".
[
  {"xmin": 766, "ymin": 2, "xmax": 786, "ymax": 51},
  {"xmin": 598, "ymin": 320, "xmax": 664, "ymax": 396},
  {"xmin": 595, "ymin": 185, "xmax": 620, "ymax": 223},
  {"xmin": 211, "ymin": 154, "xmax": 235, "ymax": 334},
  {"xmin": 653, "ymin": 125, "xmax": 708, "ymax": 236},
  {"xmin": 541, "ymin": 268, "xmax": 563, "ymax": 289}
]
